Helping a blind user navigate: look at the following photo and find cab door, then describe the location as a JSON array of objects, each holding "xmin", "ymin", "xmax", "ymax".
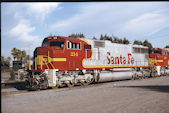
[{"xmin": 67, "ymin": 41, "xmax": 81, "ymax": 70}]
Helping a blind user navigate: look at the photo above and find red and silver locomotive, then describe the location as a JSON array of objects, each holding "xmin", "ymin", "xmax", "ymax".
[{"xmin": 26, "ymin": 36, "xmax": 169, "ymax": 90}]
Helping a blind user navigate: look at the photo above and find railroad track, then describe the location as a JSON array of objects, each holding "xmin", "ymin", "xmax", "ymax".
[
  {"xmin": 2, "ymin": 74, "xmax": 169, "ymax": 97},
  {"xmin": 2, "ymin": 81, "xmax": 104, "ymax": 97}
]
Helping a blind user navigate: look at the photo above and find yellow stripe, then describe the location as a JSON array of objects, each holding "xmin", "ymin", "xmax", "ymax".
[
  {"xmin": 149, "ymin": 58, "xmax": 163, "ymax": 65},
  {"xmin": 79, "ymin": 38, "xmax": 89, "ymax": 44},
  {"xmin": 37, "ymin": 55, "xmax": 67, "ymax": 62},
  {"xmin": 156, "ymin": 60, "xmax": 163, "ymax": 62},
  {"xmin": 79, "ymin": 38, "xmax": 93, "ymax": 62},
  {"xmin": 48, "ymin": 51, "xmax": 50, "ymax": 63},
  {"xmin": 35, "ymin": 54, "xmax": 67, "ymax": 70},
  {"xmin": 35, "ymin": 57, "xmax": 37, "ymax": 70},
  {"xmin": 51, "ymin": 58, "xmax": 67, "ymax": 61},
  {"xmin": 83, "ymin": 65, "xmax": 149, "ymax": 68}
]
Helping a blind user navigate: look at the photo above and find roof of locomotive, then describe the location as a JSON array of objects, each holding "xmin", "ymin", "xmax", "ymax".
[
  {"xmin": 152, "ymin": 48, "xmax": 169, "ymax": 52},
  {"xmin": 85, "ymin": 38, "xmax": 148, "ymax": 49},
  {"xmin": 44, "ymin": 36, "xmax": 82, "ymax": 42},
  {"xmin": 132, "ymin": 44, "xmax": 148, "ymax": 49},
  {"xmin": 43, "ymin": 36, "xmax": 149, "ymax": 49},
  {"xmin": 165, "ymin": 48, "xmax": 169, "ymax": 51}
]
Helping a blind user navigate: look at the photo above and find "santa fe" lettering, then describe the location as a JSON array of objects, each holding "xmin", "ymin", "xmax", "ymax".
[{"xmin": 107, "ymin": 52, "xmax": 134, "ymax": 64}]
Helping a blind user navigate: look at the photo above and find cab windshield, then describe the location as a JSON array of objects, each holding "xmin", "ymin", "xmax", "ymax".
[
  {"xmin": 153, "ymin": 50, "xmax": 162, "ymax": 55},
  {"xmin": 50, "ymin": 41, "xmax": 64, "ymax": 49}
]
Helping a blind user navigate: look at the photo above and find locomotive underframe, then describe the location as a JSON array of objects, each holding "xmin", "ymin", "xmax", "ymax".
[{"xmin": 26, "ymin": 66, "xmax": 169, "ymax": 90}]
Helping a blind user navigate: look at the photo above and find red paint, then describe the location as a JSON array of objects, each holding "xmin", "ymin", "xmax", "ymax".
[
  {"xmin": 149, "ymin": 48, "xmax": 169, "ymax": 67},
  {"xmin": 107, "ymin": 52, "xmax": 110, "ymax": 64},
  {"xmin": 33, "ymin": 36, "xmax": 92, "ymax": 72}
]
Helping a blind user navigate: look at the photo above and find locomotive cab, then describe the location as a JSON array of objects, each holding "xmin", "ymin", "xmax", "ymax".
[
  {"xmin": 27, "ymin": 36, "xmax": 93, "ymax": 90},
  {"xmin": 149, "ymin": 48, "xmax": 168, "ymax": 67},
  {"xmin": 32, "ymin": 36, "xmax": 92, "ymax": 72}
]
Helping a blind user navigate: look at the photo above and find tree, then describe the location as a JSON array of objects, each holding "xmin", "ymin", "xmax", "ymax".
[
  {"xmin": 100, "ymin": 34, "xmax": 112, "ymax": 42},
  {"xmin": 105, "ymin": 34, "xmax": 112, "ymax": 42},
  {"xmin": 16, "ymin": 49, "xmax": 21, "ymax": 60},
  {"xmin": 123, "ymin": 37, "xmax": 130, "ymax": 44},
  {"xmin": 119, "ymin": 38, "xmax": 123, "ymax": 44},
  {"xmin": 11, "ymin": 48, "xmax": 18, "ymax": 61},
  {"xmin": 69, "ymin": 33, "xmax": 85, "ymax": 38},
  {"xmin": 112, "ymin": 34, "xmax": 119, "ymax": 43},
  {"xmin": 111, "ymin": 35, "xmax": 130, "ymax": 44},
  {"xmin": 23, "ymin": 55, "xmax": 31, "ymax": 64},
  {"xmin": 7, "ymin": 57, "xmax": 11, "ymax": 62},
  {"xmin": 92, "ymin": 36, "xmax": 97, "ymax": 40},
  {"xmin": 99, "ymin": 34, "xmax": 130, "ymax": 44},
  {"xmin": 133, "ymin": 40, "xmax": 152, "ymax": 48},
  {"xmin": 20, "ymin": 50, "xmax": 26, "ymax": 61},
  {"xmin": 112, "ymin": 37, "xmax": 119, "ymax": 43},
  {"xmin": 1, "ymin": 56, "xmax": 11, "ymax": 71},
  {"xmin": 7, "ymin": 57, "xmax": 11, "ymax": 67},
  {"xmin": 143, "ymin": 40, "xmax": 152, "ymax": 49},
  {"xmin": 133, "ymin": 40, "xmax": 143, "ymax": 45},
  {"xmin": 100, "ymin": 34, "xmax": 104, "ymax": 40},
  {"xmin": 11, "ymin": 48, "xmax": 27, "ymax": 61},
  {"xmin": 1, "ymin": 56, "xmax": 5, "ymax": 67},
  {"xmin": 165, "ymin": 45, "xmax": 169, "ymax": 48}
]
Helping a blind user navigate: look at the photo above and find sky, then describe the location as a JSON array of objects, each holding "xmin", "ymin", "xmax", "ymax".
[{"xmin": 1, "ymin": 2, "xmax": 169, "ymax": 59}]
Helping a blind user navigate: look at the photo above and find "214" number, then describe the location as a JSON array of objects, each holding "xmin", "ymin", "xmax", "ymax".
[{"xmin": 70, "ymin": 52, "xmax": 78, "ymax": 56}]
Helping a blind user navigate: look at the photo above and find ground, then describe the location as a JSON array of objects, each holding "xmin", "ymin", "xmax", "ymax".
[
  {"xmin": 1, "ymin": 72, "xmax": 11, "ymax": 82},
  {"xmin": 1, "ymin": 73, "xmax": 169, "ymax": 113}
]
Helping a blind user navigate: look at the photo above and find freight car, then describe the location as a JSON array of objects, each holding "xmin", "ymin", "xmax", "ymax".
[{"xmin": 26, "ymin": 36, "xmax": 169, "ymax": 90}]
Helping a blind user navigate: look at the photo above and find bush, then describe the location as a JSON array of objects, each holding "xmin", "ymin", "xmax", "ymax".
[
  {"xmin": 20, "ymin": 73, "xmax": 25, "ymax": 80},
  {"xmin": 10, "ymin": 70, "xmax": 16, "ymax": 80}
]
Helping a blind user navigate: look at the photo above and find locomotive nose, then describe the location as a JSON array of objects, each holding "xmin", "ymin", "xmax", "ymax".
[
  {"xmin": 33, "ymin": 47, "xmax": 49, "ymax": 70},
  {"xmin": 36, "ymin": 47, "xmax": 49, "ymax": 55},
  {"xmin": 149, "ymin": 54, "xmax": 159, "ymax": 59}
]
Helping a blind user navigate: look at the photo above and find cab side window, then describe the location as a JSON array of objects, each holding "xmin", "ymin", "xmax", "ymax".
[
  {"xmin": 84, "ymin": 44, "xmax": 91, "ymax": 50},
  {"xmin": 67, "ymin": 41, "xmax": 81, "ymax": 50},
  {"xmin": 164, "ymin": 51, "xmax": 168, "ymax": 56}
]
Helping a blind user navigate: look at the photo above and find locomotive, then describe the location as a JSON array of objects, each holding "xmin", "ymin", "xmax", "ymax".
[{"xmin": 26, "ymin": 36, "xmax": 169, "ymax": 90}]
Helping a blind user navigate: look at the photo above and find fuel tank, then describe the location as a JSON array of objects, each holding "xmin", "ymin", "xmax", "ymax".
[{"xmin": 97, "ymin": 68, "xmax": 133, "ymax": 82}]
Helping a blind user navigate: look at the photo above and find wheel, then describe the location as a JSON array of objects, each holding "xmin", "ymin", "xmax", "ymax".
[
  {"xmin": 25, "ymin": 80, "xmax": 30, "ymax": 89},
  {"xmin": 89, "ymin": 77, "xmax": 94, "ymax": 84},
  {"xmin": 81, "ymin": 81, "xmax": 89, "ymax": 86},
  {"xmin": 29, "ymin": 82, "xmax": 40, "ymax": 91},
  {"xmin": 40, "ymin": 79, "xmax": 48, "ymax": 90},
  {"xmin": 67, "ymin": 82, "xmax": 74, "ymax": 88},
  {"xmin": 55, "ymin": 84, "xmax": 60, "ymax": 88},
  {"xmin": 131, "ymin": 74, "xmax": 135, "ymax": 80},
  {"xmin": 39, "ymin": 74, "xmax": 49, "ymax": 90}
]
